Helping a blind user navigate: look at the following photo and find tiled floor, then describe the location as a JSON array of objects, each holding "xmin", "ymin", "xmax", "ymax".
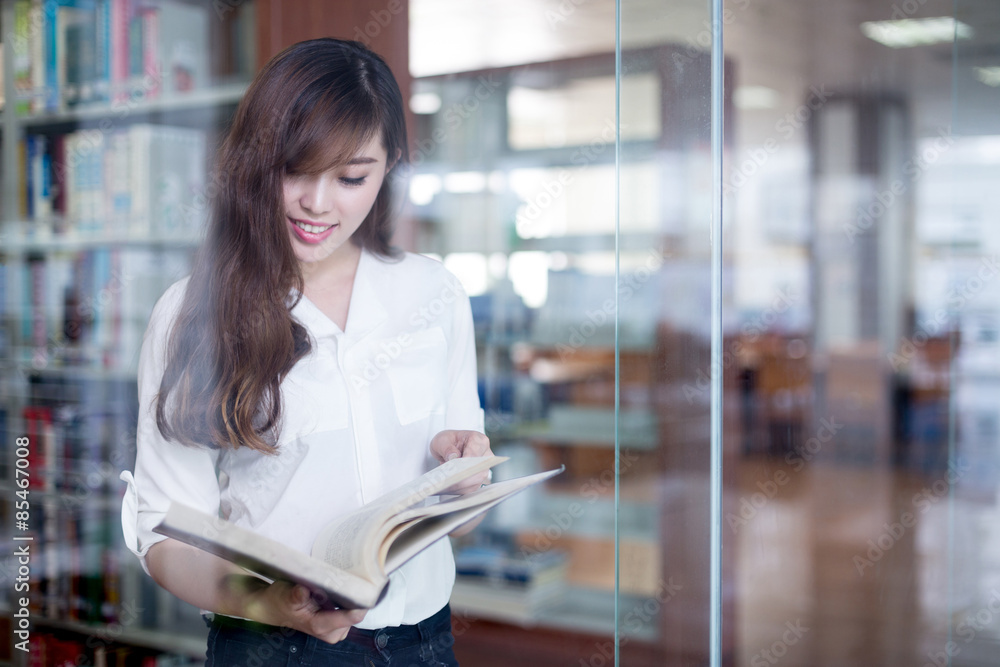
[{"xmin": 736, "ymin": 456, "xmax": 1000, "ymax": 667}]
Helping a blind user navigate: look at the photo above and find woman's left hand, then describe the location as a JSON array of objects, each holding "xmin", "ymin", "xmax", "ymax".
[{"xmin": 429, "ymin": 430, "xmax": 493, "ymax": 496}]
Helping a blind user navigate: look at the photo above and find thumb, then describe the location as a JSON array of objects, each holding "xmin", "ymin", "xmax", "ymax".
[{"xmin": 290, "ymin": 585, "xmax": 311, "ymax": 608}]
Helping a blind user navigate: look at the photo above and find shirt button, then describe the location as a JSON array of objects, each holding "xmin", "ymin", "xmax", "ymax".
[
  {"xmin": 376, "ymin": 632, "xmax": 388, "ymax": 649},
  {"xmin": 290, "ymin": 646, "xmax": 298, "ymax": 653}
]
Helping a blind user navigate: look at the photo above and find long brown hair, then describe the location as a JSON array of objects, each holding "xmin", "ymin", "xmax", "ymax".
[{"xmin": 156, "ymin": 39, "xmax": 409, "ymax": 453}]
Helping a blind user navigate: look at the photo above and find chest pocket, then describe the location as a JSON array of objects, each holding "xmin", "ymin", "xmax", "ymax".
[
  {"xmin": 282, "ymin": 347, "xmax": 351, "ymax": 438},
  {"xmin": 386, "ymin": 327, "xmax": 449, "ymax": 425}
]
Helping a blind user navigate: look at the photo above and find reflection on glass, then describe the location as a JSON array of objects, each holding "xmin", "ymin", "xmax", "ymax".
[
  {"xmin": 407, "ymin": 0, "xmax": 998, "ymax": 665},
  {"xmin": 409, "ymin": 9, "xmax": 627, "ymax": 662},
  {"xmin": 402, "ymin": 0, "xmax": 1000, "ymax": 667},
  {"xmin": 723, "ymin": 1, "xmax": 1000, "ymax": 666}
]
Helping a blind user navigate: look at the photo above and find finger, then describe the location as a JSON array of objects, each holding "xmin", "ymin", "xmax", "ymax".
[
  {"xmin": 310, "ymin": 608, "xmax": 364, "ymax": 641},
  {"xmin": 431, "ymin": 431, "xmax": 461, "ymax": 462},
  {"xmin": 460, "ymin": 432, "xmax": 491, "ymax": 457},
  {"xmin": 289, "ymin": 585, "xmax": 313, "ymax": 610},
  {"xmin": 322, "ymin": 625, "xmax": 352, "ymax": 645},
  {"xmin": 447, "ymin": 470, "xmax": 491, "ymax": 495}
]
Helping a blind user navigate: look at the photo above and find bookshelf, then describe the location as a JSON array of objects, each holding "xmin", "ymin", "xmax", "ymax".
[
  {"xmin": 0, "ymin": 2, "xmax": 416, "ymax": 665},
  {"xmin": 0, "ymin": 1, "xmax": 257, "ymax": 665}
]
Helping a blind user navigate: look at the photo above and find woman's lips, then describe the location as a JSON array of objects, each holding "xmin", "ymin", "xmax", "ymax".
[{"xmin": 289, "ymin": 217, "xmax": 337, "ymax": 244}]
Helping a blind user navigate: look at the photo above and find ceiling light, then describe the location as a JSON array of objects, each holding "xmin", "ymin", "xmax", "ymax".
[
  {"xmin": 861, "ymin": 17, "xmax": 973, "ymax": 48},
  {"xmin": 443, "ymin": 171, "xmax": 487, "ymax": 193},
  {"xmin": 409, "ymin": 92, "xmax": 442, "ymax": 114},
  {"xmin": 734, "ymin": 86, "xmax": 780, "ymax": 110},
  {"xmin": 975, "ymin": 67, "xmax": 1000, "ymax": 87}
]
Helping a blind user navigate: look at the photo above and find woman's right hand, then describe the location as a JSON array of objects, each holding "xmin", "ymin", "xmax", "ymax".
[
  {"xmin": 146, "ymin": 540, "xmax": 366, "ymax": 645},
  {"xmin": 245, "ymin": 580, "xmax": 367, "ymax": 644}
]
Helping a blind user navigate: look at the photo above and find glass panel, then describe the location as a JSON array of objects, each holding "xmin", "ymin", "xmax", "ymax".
[
  {"xmin": 720, "ymin": 1, "xmax": 997, "ymax": 666},
  {"xmin": 942, "ymin": 2, "xmax": 1000, "ymax": 665},
  {"xmin": 618, "ymin": 3, "xmax": 720, "ymax": 666},
  {"xmin": 409, "ymin": 3, "xmax": 624, "ymax": 663}
]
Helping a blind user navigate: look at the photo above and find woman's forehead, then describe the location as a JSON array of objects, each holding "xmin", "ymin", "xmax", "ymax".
[{"xmin": 291, "ymin": 128, "xmax": 386, "ymax": 173}]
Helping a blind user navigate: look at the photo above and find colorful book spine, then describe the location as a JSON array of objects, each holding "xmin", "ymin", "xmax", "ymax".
[
  {"xmin": 140, "ymin": 6, "xmax": 160, "ymax": 97},
  {"xmin": 29, "ymin": 0, "xmax": 47, "ymax": 113},
  {"xmin": 94, "ymin": 0, "xmax": 112, "ymax": 101},
  {"xmin": 110, "ymin": 0, "xmax": 130, "ymax": 104},
  {"xmin": 28, "ymin": 256, "xmax": 48, "ymax": 357},
  {"xmin": 13, "ymin": 0, "xmax": 34, "ymax": 115}
]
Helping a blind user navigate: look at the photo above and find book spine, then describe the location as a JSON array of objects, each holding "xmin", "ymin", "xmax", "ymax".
[
  {"xmin": 110, "ymin": 0, "xmax": 129, "ymax": 104},
  {"xmin": 141, "ymin": 6, "xmax": 160, "ymax": 97},
  {"xmin": 90, "ymin": 247, "xmax": 109, "ymax": 358},
  {"xmin": 127, "ymin": 9, "xmax": 143, "ymax": 99},
  {"xmin": 29, "ymin": 257, "xmax": 47, "ymax": 360},
  {"xmin": 95, "ymin": 0, "xmax": 111, "ymax": 101},
  {"xmin": 51, "ymin": 134, "xmax": 67, "ymax": 226},
  {"xmin": 128, "ymin": 125, "xmax": 150, "ymax": 235},
  {"xmin": 105, "ymin": 248, "xmax": 122, "ymax": 368},
  {"xmin": 40, "ymin": 137, "xmax": 53, "ymax": 222},
  {"xmin": 56, "ymin": 6, "xmax": 73, "ymax": 109},
  {"xmin": 20, "ymin": 259, "xmax": 33, "ymax": 345},
  {"xmin": 90, "ymin": 132, "xmax": 107, "ymax": 235},
  {"xmin": 25, "ymin": 136, "xmax": 35, "ymax": 221},
  {"xmin": 19, "ymin": 139, "xmax": 29, "ymax": 218},
  {"xmin": 46, "ymin": 253, "xmax": 72, "ymax": 355},
  {"xmin": 80, "ymin": 4, "xmax": 99, "ymax": 104},
  {"xmin": 106, "ymin": 131, "xmax": 131, "ymax": 235},
  {"xmin": 64, "ymin": 132, "xmax": 79, "ymax": 230},
  {"xmin": 30, "ymin": 0, "xmax": 46, "ymax": 113},
  {"xmin": 13, "ymin": 0, "xmax": 34, "ymax": 115},
  {"xmin": 27, "ymin": 134, "xmax": 53, "ymax": 224},
  {"xmin": 44, "ymin": 0, "xmax": 60, "ymax": 112},
  {"xmin": 22, "ymin": 407, "xmax": 42, "ymax": 489}
]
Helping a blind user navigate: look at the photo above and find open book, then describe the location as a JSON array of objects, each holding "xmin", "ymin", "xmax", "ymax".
[{"xmin": 153, "ymin": 456, "xmax": 562, "ymax": 610}]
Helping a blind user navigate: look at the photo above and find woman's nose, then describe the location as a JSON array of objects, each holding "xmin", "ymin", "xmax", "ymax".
[{"xmin": 299, "ymin": 174, "xmax": 335, "ymax": 215}]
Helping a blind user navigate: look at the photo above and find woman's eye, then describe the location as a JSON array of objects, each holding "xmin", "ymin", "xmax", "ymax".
[{"xmin": 340, "ymin": 176, "xmax": 367, "ymax": 187}]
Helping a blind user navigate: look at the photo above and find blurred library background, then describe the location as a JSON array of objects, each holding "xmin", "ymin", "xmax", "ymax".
[{"xmin": 0, "ymin": 0, "xmax": 998, "ymax": 665}]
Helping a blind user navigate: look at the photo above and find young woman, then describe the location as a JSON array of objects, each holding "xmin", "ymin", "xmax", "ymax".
[{"xmin": 120, "ymin": 38, "xmax": 491, "ymax": 666}]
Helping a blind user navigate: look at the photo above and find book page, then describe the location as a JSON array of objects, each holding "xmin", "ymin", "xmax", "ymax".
[
  {"xmin": 381, "ymin": 467, "xmax": 565, "ymax": 573},
  {"xmin": 310, "ymin": 455, "xmax": 507, "ymax": 579},
  {"xmin": 371, "ymin": 455, "xmax": 507, "ymax": 514},
  {"xmin": 154, "ymin": 503, "xmax": 382, "ymax": 610}
]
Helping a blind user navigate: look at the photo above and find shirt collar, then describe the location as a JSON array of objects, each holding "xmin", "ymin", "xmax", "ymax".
[{"xmin": 291, "ymin": 247, "xmax": 389, "ymax": 341}]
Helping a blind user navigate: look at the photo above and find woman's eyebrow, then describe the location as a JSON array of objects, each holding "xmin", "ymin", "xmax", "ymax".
[{"xmin": 346, "ymin": 157, "xmax": 378, "ymax": 165}]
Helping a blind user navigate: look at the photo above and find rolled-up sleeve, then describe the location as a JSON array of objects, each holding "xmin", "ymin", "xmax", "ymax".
[
  {"xmin": 443, "ymin": 279, "xmax": 485, "ymax": 434},
  {"xmin": 120, "ymin": 278, "xmax": 220, "ymax": 575}
]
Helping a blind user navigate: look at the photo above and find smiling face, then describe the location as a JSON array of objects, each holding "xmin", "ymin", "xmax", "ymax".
[{"xmin": 283, "ymin": 134, "xmax": 390, "ymax": 269}]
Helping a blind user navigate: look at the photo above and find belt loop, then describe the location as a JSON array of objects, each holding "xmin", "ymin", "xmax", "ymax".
[{"xmin": 418, "ymin": 604, "xmax": 447, "ymax": 642}]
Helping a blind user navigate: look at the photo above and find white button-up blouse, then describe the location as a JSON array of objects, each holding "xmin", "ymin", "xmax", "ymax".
[{"xmin": 120, "ymin": 249, "xmax": 485, "ymax": 630}]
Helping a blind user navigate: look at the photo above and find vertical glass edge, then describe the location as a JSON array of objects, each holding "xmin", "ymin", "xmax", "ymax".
[
  {"xmin": 709, "ymin": 0, "xmax": 725, "ymax": 666},
  {"xmin": 614, "ymin": 0, "xmax": 622, "ymax": 663}
]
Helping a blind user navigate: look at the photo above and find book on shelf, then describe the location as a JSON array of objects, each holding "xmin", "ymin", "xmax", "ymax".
[
  {"xmin": 450, "ymin": 544, "xmax": 569, "ymax": 623},
  {"xmin": 13, "ymin": 0, "xmax": 220, "ymax": 114},
  {"xmin": 5, "ymin": 245, "xmax": 191, "ymax": 371},
  {"xmin": 29, "ymin": 629, "xmax": 186, "ymax": 667},
  {"xmin": 450, "ymin": 577, "xmax": 566, "ymax": 623},
  {"xmin": 20, "ymin": 123, "xmax": 207, "ymax": 239},
  {"xmin": 154, "ymin": 455, "xmax": 564, "ymax": 611},
  {"xmin": 454, "ymin": 544, "xmax": 569, "ymax": 588}
]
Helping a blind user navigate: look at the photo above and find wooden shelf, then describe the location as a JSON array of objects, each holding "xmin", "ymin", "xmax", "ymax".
[
  {"xmin": 31, "ymin": 616, "xmax": 207, "ymax": 659},
  {"xmin": 18, "ymin": 83, "xmax": 248, "ymax": 127},
  {"xmin": 0, "ymin": 230, "xmax": 204, "ymax": 255}
]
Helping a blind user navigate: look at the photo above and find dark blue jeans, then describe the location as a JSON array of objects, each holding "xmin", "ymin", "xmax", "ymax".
[{"xmin": 205, "ymin": 604, "xmax": 460, "ymax": 667}]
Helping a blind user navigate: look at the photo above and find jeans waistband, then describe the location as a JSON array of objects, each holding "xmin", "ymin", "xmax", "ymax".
[{"xmin": 210, "ymin": 603, "xmax": 452, "ymax": 648}]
